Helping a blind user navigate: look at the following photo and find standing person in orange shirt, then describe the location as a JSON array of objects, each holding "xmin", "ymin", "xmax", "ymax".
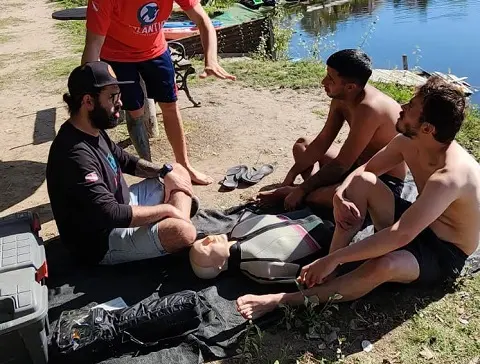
[{"xmin": 81, "ymin": 0, "xmax": 236, "ymax": 185}]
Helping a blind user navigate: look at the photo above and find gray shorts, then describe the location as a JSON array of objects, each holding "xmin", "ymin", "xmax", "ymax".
[{"xmin": 100, "ymin": 178, "xmax": 167, "ymax": 265}]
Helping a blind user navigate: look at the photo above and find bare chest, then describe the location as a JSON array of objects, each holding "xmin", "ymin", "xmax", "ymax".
[{"xmin": 404, "ymin": 151, "xmax": 440, "ymax": 193}]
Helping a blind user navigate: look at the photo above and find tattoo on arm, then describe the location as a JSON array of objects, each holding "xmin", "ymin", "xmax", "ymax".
[
  {"xmin": 134, "ymin": 159, "xmax": 162, "ymax": 178},
  {"xmin": 300, "ymin": 162, "xmax": 347, "ymax": 194}
]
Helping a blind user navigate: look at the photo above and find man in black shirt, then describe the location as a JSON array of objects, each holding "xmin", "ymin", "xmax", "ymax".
[{"xmin": 46, "ymin": 61, "xmax": 197, "ymax": 265}]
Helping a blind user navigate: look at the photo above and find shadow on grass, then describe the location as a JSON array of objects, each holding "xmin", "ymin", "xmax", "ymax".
[{"xmin": 223, "ymin": 282, "xmax": 455, "ymax": 363}]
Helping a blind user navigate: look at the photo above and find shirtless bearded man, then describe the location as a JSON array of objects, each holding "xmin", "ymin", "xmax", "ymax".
[
  {"xmin": 258, "ymin": 49, "xmax": 407, "ymax": 211},
  {"xmin": 237, "ymin": 76, "xmax": 480, "ymax": 319}
]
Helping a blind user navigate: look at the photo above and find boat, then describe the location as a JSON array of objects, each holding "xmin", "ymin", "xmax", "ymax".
[
  {"xmin": 163, "ymin": 20, "xmax": 223, "ymax": 40},
  {"xmin": 416, "ymin": 68, "xmax": 478, "ymax": 96},
  {"xmin": 238, "ymin": 0, "xmax": 277, "ymax": 10}
]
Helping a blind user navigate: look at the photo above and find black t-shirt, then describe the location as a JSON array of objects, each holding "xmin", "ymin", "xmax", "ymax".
[{"xmin": 46, "ymin": 121, "xmax": 139, "ymax": 264}]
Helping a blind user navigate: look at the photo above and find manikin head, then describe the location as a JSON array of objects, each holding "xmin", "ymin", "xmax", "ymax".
[
  {"xmin": 189, "ymin": 234, "xmax": 234, "ymax": 279},
  {"xmin": 63, "ymin": 61, "xmax": 134, "ymax": 131},
  {"xmin": 321, "ymin": 49, "xmax": 372, "ymax": 100},
  {"xmin": 396, "ymin": 76, "xmax": 466, "ymax": 144}
]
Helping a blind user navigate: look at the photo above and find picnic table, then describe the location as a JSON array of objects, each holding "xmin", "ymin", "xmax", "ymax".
[{"xmin": 52, "ymin": 6, "xmax": 86, "ymax": 20}]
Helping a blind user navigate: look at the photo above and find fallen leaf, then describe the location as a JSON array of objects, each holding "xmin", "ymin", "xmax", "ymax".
[
  {"xmin": 325, "ymin": 331, "xmax": 338, "ymax": 344},
  {"xmin": 332, "ymin": 293, "xmax": 343, "ymax": 301},
  {"xmin": 350, "ymin": 319, "xmax": 368, "ymax": 331},
  {"xmin": 419, "ymin": 346, "xmax": 434, "ymax": 360},
  {"xmin": 459, "ymin": 317, "xmax": 469, "ymax": 325},
  {"xmin": 306, "ymin": 333, "xmax": 322, "ymax": 340},
  {"xmin": 306, "ymin": 327, "xmax": 321, "ymax": 340},
  {"xmin": 362, "ymin": 340, "xmax": 373, "ymax": 353}
]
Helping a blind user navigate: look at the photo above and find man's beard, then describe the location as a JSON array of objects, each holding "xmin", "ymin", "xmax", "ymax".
[
  {"xmin": 328, "ymin": 89, "xmax": 344, "ymax": 100},
  {"xmin": 396, "ymin": 121, "xmax": 418, "ymax": 139},
  {"xmin": 89, "ymin": 100, "xmax": 121, "ymax": 130}
]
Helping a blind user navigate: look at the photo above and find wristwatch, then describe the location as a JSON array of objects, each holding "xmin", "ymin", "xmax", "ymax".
[{"xmin": 159, "ymin": 163, "xmax": 173, "ymax": 178}]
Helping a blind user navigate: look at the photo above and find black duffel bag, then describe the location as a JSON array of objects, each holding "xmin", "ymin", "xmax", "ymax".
[{"xmin": 50, "ymin": 290, "xmax": 210, "ymax": 362}]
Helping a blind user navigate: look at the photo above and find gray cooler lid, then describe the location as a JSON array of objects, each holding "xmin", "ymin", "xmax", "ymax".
[{"xmin": 0, "ymin": 232, "xmax": 46, "ymax": 274}]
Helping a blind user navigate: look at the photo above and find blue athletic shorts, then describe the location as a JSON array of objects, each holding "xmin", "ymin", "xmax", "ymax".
[{"xmin": 103, "ymin": 50, "xmax": 177, "ymax": 111}]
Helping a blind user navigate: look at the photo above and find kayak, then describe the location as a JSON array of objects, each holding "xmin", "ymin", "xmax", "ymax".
[
  {"xmin": 164, "ymin": 20, "xmax": 223, "ymax": 28},
  {"xmin": 163, "ymin": 20, "xmax": 224, "ymax": 40}
]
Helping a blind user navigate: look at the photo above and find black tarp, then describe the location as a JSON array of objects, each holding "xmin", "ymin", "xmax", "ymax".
[{"xmin": 45, "ymin": 174, "xmax": 480, "ymax": 363}]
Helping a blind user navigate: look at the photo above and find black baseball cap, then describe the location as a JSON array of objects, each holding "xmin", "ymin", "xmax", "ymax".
[{"xmin": 67, "ymin": 61, "xmax": 134, "ymax": 98}]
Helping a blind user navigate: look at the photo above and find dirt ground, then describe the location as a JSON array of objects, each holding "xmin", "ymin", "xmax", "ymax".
[{"xmin": 0, "ymin": 0, "xmax": 345, "ymax": 242}]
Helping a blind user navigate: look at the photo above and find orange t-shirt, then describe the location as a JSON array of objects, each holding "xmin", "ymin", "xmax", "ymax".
[{"xmin": 86, "ymin": 0, "xmax": 199, "ymax": 62}]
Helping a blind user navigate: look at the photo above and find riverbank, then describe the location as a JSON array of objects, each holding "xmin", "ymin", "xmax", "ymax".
[{"xmin": 0, "ymin": 0, "xmax": 479, "ymax": 363}]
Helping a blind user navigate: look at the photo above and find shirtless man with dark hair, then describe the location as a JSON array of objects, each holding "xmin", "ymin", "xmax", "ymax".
[
  {"xmin": 257, "ymin": 49, "xmax": 407, "ymax": 211},
  {"xmin": 237, "ymin": 76, "xmax": 480, "ymax": 319}
]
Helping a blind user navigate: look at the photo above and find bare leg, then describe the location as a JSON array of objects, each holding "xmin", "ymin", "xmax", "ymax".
[
  {"xmin": 159, "ymin": 102, "xmax": 213, "ymax": 185},
  {"xmin": 292, "ymin": 138, "xmax": 342, "ymax": 180},
  {"xmin": 127, "ymin": 108, "xmax": 152, "ymax": 161},
  {"xmin": 329, "ymin": 171, "xmax": 396, "ymax": 252},
  {"xmin": 157, "ymin": 217, "xmax": 196, "ymax": 254},
  {"xmin": 237, "ymin": 172, "xmax": 403, "ymax": 319},
  {"xmin": 292, "ymin": 137, "xmax": 319, "ymax": 181},
  {"xmin": 155, "ymin": 163, "xmax": 196, "ymax": 253},
  {"xmin": 256, "ymin": 186, "xmax": 296, "ymax": 208},
  {"xmin": 236, "ymin": 250, "xmax": 420, "ymax": 319},
  {"xmin": 257, "ymin": 141, "xmax": 341, "ymax": 206},
  {"xmin": 305, "ymin": 183, "xmax": 339, "ymax": 209},
  {"xmin": 164, "ymin": 163, "xmax": 193, "ymax": 220}
]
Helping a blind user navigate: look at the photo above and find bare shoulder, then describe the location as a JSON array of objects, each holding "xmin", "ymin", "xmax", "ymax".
[
  {"xmin": 430, "ymin": 143, "xmax": 478, "ymax": 188},
  {"xmin": 353, "ymin": 101, "xmax": 380, "ymax": 125},
  {"xmin": 360, "ymin": 85, "xmax": 401, "ymax": 117},
  {"xmin": 448, "ymin": 142, "xmax": 480, "ymax": 184}
]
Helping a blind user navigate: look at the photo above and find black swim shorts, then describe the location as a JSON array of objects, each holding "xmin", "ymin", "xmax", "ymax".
[
  {"xmin": 394, "ymin": 196, "xmax": 468, "ymax": 284},
  {"xmin": 379, "ymin": 174, "xmax": 404, "ymax": 198}
]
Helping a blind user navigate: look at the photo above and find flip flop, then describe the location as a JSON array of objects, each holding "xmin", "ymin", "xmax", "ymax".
[
  {"xmin": 222, "ymin": 165, "xmax": 248, "ymax": 189},
  {"xmin": 190, "ymin": 196, "xmax": 200, "ymax": 218},
  {"xmin": 241, "ymin": 164, "xmax": 275, "ymax": 185}
]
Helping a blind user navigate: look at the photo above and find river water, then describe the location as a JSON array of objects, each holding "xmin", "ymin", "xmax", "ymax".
[{"xmin": 286, "ymin": 0, "xmax": 480, "ymax": 103}]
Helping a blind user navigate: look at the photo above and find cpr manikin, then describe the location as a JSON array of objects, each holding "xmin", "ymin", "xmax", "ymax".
[{"xmin": 189, "ymin": 212, "xmax": 334, "ymax": 283}]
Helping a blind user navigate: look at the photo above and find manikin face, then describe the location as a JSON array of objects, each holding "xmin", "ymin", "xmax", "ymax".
[
  {"xmin": 396, "ymin": 94, "xmax": 424, "ymax": 139},
  {"xmin": 321, "ymin": 66, "xmax": 355, "ymax": 99},
  {"xmin": 190, "ymin": 234, "xmax": 231, "ymax": 269}
]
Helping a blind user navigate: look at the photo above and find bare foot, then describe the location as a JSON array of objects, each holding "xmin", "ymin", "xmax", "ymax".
[
  {"xmin": 256, "ymin": 186, "xmax": 295, "ymax": 207},
  {"xmin": 187, "ymin": 167, "xmax": 214, "ymax": 185},
  {"xmin": 236, "ymin": 293, "xmax": 284, "ymax": 320}
]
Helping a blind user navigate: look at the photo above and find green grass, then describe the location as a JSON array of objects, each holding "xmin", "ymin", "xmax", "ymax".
[
  {"xmin": 50, "ymin": 0, "xmax": 87, "ymax": 52},
  {"xmin": 56, "ymin": 20, "xmax": 86, "ymax": 53},
  {"xmin": 372, "ymin": 81, "xmax": 415, "ymax": 104},
  {"xmin": 50, "ymin": 0, "xmax": 87, "ymax": 7},
  {"xmin": 36, "ymin": 56, "xmax": 80, "ymax": 81},
  {"xmin": 457, "ymin": 106, "xmax": 480, "ymax": 160},
  {"xmin": 219, "ymin": 59, "xmax": 326, "ymax": 89},
  {"xmin": 0, "ymin": 17, "xmax": 23, "ymax": 29},
  {"xmin": 374, "ymin": 81, "xmax": 480, "ymax": 160},
  {"xmin": 0, "ymin": 34, "xmax": 12, "ymax": 44},
  {"xmin": 396, "ymin": 276, "xmax": 480, "ymax": 364}
]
